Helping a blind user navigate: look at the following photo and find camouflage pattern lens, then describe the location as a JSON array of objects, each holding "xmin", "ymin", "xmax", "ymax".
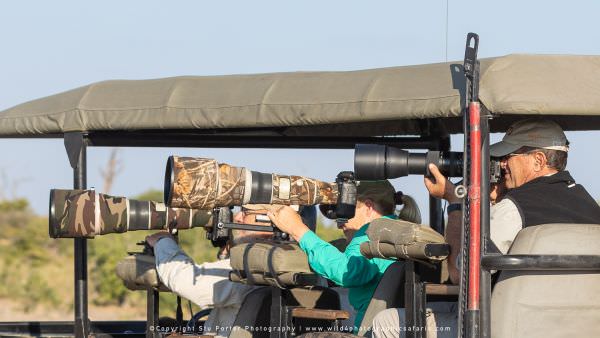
[
  {"xmin": 49, "ymin": 189, "xmax": 212, "ymax": 238},
  {"xmin": 165, "ymin": 156, "xmax": 340, "ymax": 209},
  {"xmin": 165, "ymin": 156, "xmax": 222, "ymax": 209}
]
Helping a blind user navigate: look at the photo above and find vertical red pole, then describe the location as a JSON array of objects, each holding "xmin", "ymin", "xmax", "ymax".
[{"xmin": 468, "ymin": 101, "xmax": 481, "ymax": 311}]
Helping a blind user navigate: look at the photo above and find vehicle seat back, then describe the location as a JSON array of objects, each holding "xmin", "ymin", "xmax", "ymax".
[
  {"xmin": 228, "ymin": 286, "xmax": 340, "ymax": 338},
  {"xmin": 491, "ymin": 223, "xmax": 600, "ymax": 338},
  {"xmin": 229, "ymin": 287, "xmax": 272, "ymax": 338},
  {"xmin": 357, "ymin": 261, "xmax": 405, "ymax": 337}
]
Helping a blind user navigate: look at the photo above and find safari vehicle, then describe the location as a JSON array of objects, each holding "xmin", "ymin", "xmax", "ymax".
[{"xmin": 0, "ymin": 33, "xmax": 599, "ymax": 338}]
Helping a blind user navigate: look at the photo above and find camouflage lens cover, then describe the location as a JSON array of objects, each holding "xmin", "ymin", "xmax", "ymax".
[
  {"xmin": 49, "ymin": 189, "xmax": 127, "ymax": 238},
  {"xmin": 166, "ymin": 207, "xmax": 211, "ymax": 230},
  {"xmin": 214, "ymin": 163, "xmax": 247, "ymax": 207},
  {"xmin": 271, "ymin": 174, "xmax": 339, "ymax": 205},
  {"xmin": 166, "ymin": 156, "xmax": 341, "ymax": 208},
  {"xmin": 168, "ymin": 156, "xmax": 221, "ymax": 209},
  {"xmin": 50, "ymin": 189, "xmax": 93, "ymax": 238},
  {"xmin": 50, "ymin": 189, "xmax": 212, "ymax": 238}
]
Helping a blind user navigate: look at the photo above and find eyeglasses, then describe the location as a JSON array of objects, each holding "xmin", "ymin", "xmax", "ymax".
[
  {"xmin": 506, "ymin": 152, "xmax": 529, "ymax": 158},
  {"xmin": 502, "ymin": 150, "xmax": 539, "ymax": 161}
]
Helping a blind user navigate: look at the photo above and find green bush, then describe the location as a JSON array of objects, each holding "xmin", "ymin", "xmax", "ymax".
[
  {"xmin": 21, "ymin": 271, "xmax": 61, "ymax": 312},
  {"xmin": 134, "ymin": 189, "xmax": 164, "ymax": 203},
  {"xmin": 0, "ymin": 198, "xmax": 29, "ymax": 212},
  {"xmin": 0, "ymin": 204, "xmax": 57, "ymax": 308}
]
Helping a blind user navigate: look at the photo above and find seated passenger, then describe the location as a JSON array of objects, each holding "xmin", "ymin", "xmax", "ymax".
[
  {"xmin": 145, "ymin": 206, "xmax": 316, "ymax": 338},
  {"xmin": 372, "ymin": 118, "xmax": 600, "ymax": 338},
  {"xmin": 267, "ymin": 180, "xmax": 400, "ymax": 332}
]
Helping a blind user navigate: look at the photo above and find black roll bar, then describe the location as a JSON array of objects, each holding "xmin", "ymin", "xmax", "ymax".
[
  {"xmin": 64, "ymin": 132, "xmax": 90, "ymax": 338},
  {"xmin": 482, "ymin": 254, "xmax": 600, "ymax": 271},
  {"xmin": 86, "ymin": 133, "xmax": 442, "ymax": 150}
]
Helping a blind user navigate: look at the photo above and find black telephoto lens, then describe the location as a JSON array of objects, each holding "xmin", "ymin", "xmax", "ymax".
[
  {"xmin": 354, "ymin": 144, "xmax": 463, "ymax": 180},
  {"xmin": 353, "ymin": 144, "xmax": 389, "ymax": 180}
]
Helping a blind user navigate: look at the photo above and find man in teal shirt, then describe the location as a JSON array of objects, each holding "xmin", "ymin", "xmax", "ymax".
[{"xmin": 267, "ymin": 180, "xmax": 398, "ymax": 331}]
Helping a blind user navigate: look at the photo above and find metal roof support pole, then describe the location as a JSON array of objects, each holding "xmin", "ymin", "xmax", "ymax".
[
  {"xmin": 64, "ymin": 132, "xmax": 90, "ymax": 338},
  {"xmin": 403, "ymin": 261, "xmax": 425, "ymax": 338},
  {"xmin": 426, "ymin": 202, "xmax": 443, "ymax": 228},
  {"xmin": 457, "ymin": 32, "xmax": 482, "ymax": 338},
  {"xmin": 479, "ymin": 106, "xmax": 492, "ymax": 338},
  {"xmin": 429, "ymin": 135, "xmax": 450, "ymax": 235},
  {"xmin": 146, "ymin": 289, "xmax": 160, "ymax": 338},
  {"xmin": 424, "ymin": 131, "xmax": 450, "ymax": 288},
  {"xmin": 463, "ymin": 33, "xmax": 481, "ymax": 338},
  {"xmin": 269, "ymin": 287, "xmax": 286, "ymax": 338}
]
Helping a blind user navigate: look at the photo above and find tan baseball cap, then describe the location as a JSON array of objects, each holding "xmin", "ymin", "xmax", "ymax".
[{"xmin": 490, "ymin": 118, "xmax": 569, "ymax": 157}]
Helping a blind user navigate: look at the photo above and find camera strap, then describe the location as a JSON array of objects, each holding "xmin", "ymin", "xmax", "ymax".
[
  {"xmin": 241, "ymin": 243, "xmax": 255, "ymax": 286},
  {"xmin": 267, "ymin": 244, "xmax": 286, "ymax": 289}
]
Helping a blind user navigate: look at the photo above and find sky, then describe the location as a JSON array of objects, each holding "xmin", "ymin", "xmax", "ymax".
[{"xmin": 1, "ymin": 1, "xmax": 600, "ymax": 223}]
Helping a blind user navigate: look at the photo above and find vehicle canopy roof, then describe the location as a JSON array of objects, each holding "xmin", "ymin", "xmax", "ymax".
[{"xmin": 1, "ymin": 54, "xmax": 600, "ymax": 138}]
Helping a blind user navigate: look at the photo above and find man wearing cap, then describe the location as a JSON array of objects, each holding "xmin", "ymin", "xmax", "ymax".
[
  {"xmin": 429, "ymin": 118, "xmax": 600, "ymax": 283},
  {"xmin": 267, "ymin": 180, "xmax": 399, "ymax": 332},
  {"xmin": 371, "ymin": 118, "xmax": 600, "ymax": 338}
]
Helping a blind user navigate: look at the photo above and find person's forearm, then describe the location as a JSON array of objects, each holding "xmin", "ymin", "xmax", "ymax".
[
  {"xmin": 154, "ymin": 238, "xmax": 248, "ymax": 309},
  {"xmin": 154, "ymin": 237, "xmax": 190, "ymax": 264},
  {"xmin": 154, "ymin": 239, "xmax": 222, "ymax": 308},
  {"xmin": 445, "ymin": 210, "xmax": 462, "ymax": 284},
  {"xmin": 154, "ymin": 237, "xmax": 194, "ymax": 291}
]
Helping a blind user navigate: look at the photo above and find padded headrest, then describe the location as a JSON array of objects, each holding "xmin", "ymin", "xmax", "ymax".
[
  {"xmin": 506, "ymin": 223, "xmax": 600, "ymax": 255},
  {"xmin": 229, "ymin": 241, "xmax": 321, "ymax": 288},
  {"xmin": 360, "ymin": 218, "xmax": 448, "ymax": 262}
]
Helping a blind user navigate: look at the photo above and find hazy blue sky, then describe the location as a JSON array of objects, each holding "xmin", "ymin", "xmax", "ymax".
[{"xmin": 1, "ymin": 1, "xmax": 600, "ymax": 222}]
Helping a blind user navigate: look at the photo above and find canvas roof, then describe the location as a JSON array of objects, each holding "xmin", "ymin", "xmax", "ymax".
[{"xmin": 1, "ymin": 54, "xmax": 600, "ymax": 138}]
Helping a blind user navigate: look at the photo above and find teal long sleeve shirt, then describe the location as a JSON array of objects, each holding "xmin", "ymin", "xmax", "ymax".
[{"xmin": 298, "ymin": 216, "xmax": 395, "ymax": 330}]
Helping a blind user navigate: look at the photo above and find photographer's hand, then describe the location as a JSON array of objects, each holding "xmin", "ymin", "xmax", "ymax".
[
  {"xmin": 424, "ymin": 164, "xmax": 460, "ymax": 203},
  {"xmin": 267, "ymin": 206, "xmax": 309, "ymax": 242}
]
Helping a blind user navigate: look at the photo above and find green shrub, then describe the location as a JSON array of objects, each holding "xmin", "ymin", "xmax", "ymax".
[
  {"xmin": 21, "ymin": 271, "xmax": 61, "ymax": 312},
  {"xmin": 134, "ymin": 189, "xmax": 164, "ymax": 203},
  {"xmin": 0, "ymin": 198, "xmax": 29, "ymax": 212}
]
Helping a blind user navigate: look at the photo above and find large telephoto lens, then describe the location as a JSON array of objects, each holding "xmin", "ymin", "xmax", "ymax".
[
  {"xmin": 165, "ymin": 156, "xmax": 340, "ymax": 209},
  {"xmin": 354, "ymin": 144, "xmax": 463, "ymax": 180},
  {"xmin": 49, "ymin": 189, "xmax": 212, "ymax": 238}
]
